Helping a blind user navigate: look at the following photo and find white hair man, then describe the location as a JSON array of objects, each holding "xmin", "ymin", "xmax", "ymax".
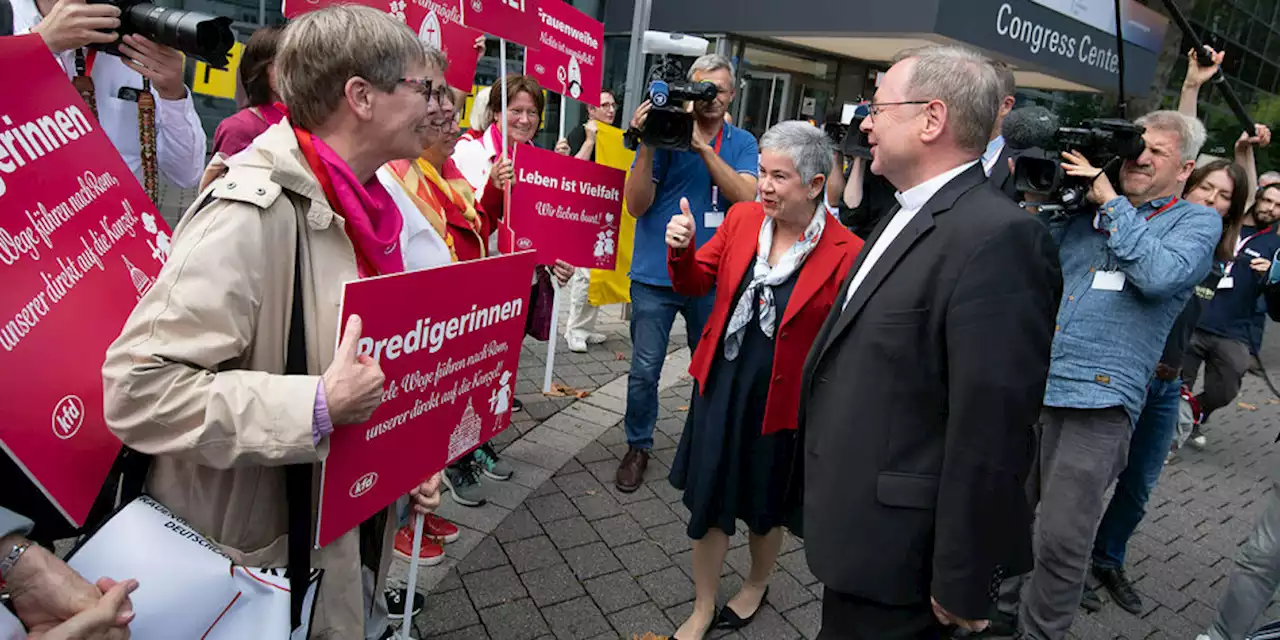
[
  {"xmin": 616, "ymin": 53, "xmax": 760, "ymax": 493},
  {"xmin": 800, "ymin": 44, "xmax": 1062, "ymax": 637}
]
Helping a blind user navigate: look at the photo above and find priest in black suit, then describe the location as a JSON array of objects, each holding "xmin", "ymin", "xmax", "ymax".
[{"xmin": 796, "ymin": 45, "xmax": 1062, "ymax": 638}]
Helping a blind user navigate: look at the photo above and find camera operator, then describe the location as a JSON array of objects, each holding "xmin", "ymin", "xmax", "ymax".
[
  {"xmin": 2, "ymin": 0, "xmax": 13, "ymax": 36},
  {"xmin": 617, "ymin": 53, "xmax": 759, "ymax": 493},
  {"xmin": 14, "ymin": 0, "xmax": 206, "ymax": 189},
  {"xmin": 1010, "ymin": 111, "xmax": 1222, "ymax": 640},
  {"xmin": 984, "ymin": 60, "xmax": 1018, "ymax": 197}
]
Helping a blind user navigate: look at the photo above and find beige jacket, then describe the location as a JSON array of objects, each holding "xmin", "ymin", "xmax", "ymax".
[{"xmin": 102, "ymin": 121, "xmax": 394, "ymax": 640}]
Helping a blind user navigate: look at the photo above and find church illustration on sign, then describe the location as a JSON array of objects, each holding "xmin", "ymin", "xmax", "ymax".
[{"xmin": 448, "ymin": 398, "xmax": 483, "ymax": 462}]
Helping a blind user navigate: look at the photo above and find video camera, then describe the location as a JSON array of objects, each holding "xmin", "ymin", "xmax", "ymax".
[
  {"xmin": 1003, "ymin": 106, "xmax": 1145, "ymax": 212},
  {"xmin": 823, "ymin": 102, "xmax": 871, "ymax": 160},
  {"xmin": 638, "ymin": 56, "xmax": 718, "ymax": 151},
  {"xmin": 89, "ymin": 0, "xmax": 235, "ymax": 68}
]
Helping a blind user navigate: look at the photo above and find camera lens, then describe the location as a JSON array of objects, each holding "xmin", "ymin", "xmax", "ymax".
[{"xmin": 122, "ymin": 3, "xmax": 234, "ymax": 67}]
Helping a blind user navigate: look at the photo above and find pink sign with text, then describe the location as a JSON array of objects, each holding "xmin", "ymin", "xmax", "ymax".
[
  {"xmin": 282, "ymin": 0, "xmax": 482, "ymax": 92},
  {"xmin": 0, "ymin": 35, "xmax": 173, "ymax": 526},
  {"xmin": 507, "ymin": 145, "xmax": 624, "ymax": 270},
  {"xmin": 316, "ymin": 252, "xmax": 536, "ymax": 547},
  {"xmin": 461, "ymin": 0, "xmax": 540, "ymax": 49},
  {"xmin": 524, "ymin": 1, "xmax": 603, "ymax": 105}
]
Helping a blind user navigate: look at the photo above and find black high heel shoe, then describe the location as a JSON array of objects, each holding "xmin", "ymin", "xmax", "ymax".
[{"xmin": 714, "ymin": 587, "xmax": 769, "ymax": 630}]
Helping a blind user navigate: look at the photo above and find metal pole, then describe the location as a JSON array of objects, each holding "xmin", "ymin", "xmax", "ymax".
[{"xmin": 620, "ymin": 0, "xmax": 653, "ymax": 120}]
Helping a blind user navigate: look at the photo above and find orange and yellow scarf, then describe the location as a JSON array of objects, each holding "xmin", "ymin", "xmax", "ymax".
[{"xmin": 384, "ymin": 157, "xmax": 487, "ymax": 262}]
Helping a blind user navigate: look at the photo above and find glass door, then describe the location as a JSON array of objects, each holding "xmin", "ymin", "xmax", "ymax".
[{"xmin": 735, "ymin": 72, "xmax": 791, "ymax": 140}]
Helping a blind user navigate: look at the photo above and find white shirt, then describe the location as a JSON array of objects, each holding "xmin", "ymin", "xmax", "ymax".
[
  {"xmin": 842, "ymin": 160, "xmax": 979, "ymax": 309},
  {"xmin": 377, "ymin": 167, "xmax": 454, "ymax": 272},
  {"xmin": 14, "ymin": 0, "xmax": 207, "ymax": 188}
]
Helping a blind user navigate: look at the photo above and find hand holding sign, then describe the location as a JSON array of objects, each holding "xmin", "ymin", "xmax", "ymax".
[
  {"xmin": 666, "ymin": 198, "xmax": 696, "ymax": 250},
  {"xmin": 37, "ymin": 578, "xmax": 139, "ymax": 640},
  {"xmin": 323, "ymin": 315, "xmax": 386, "ymax": 425},
  {"xmin": 409, "ymin": 473, "xmax": 443, "ymax": 516},
  {"xmin": 490, "ymin": 157, "xmax": 514, "ymax": 191}
]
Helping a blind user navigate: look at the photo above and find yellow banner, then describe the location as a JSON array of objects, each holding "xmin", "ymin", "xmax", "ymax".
[
  {"xmin": 588, "ymin": 123, "xmax": 635, "ymax": 306},
  {"xmin": 192, "ymin": 42, "xmax": 244, "ymax": 100}
]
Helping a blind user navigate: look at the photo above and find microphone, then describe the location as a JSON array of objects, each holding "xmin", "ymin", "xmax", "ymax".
[{"xmin": 1002, "ymin": 106, "xmax": 1059, "ymax": 151}]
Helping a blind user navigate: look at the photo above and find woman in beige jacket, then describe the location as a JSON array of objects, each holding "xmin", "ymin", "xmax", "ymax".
[{"xmin": 101, "ymin": 7, "xmax": 451, "ymax": 639}]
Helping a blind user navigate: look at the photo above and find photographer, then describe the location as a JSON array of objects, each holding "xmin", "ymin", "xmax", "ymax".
[
  {"xmin": 15, "ymin": 0, "xmax": 206, "ymax": 189},
  {"xmin": 1012, "ymin": 111, "xmax": 1222, "ymax": 640},
  {"xmin": 617, "ymin": 53, "xmax": 759, "ymax": 493}
]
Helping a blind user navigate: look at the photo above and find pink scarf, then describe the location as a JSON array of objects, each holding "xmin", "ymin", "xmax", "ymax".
[{"xmin": 298, "ymin": 130, "xmax": 404, "ymax": 277}]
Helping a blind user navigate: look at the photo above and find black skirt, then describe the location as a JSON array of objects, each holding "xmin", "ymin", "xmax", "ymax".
[{"xmin": 669, "ymin": 264, "xmax": 800, "ymax": 539}]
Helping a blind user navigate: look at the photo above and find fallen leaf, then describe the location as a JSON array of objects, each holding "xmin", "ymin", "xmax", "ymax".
[
  {"xmin": 1239, "ymin": 402, "xmax": 1258, "ymax": 411},
  {"xmin": 543, "ymin": 383, "xmax": 588, "ymax": 398},
  {"xmin": 633, "ymin": 634, "xmax": 669, "ymax": 640},
  {"xmin": 1268, "ymin": 399, "xmax": 1280, "ymax": 405},
  {"xmin": 615, "ymin": 351, "xmax": 627, "ymax": 361},
  {"xmin": 677, "ymin": 405, "xmax": 689, "ymax": 412}
]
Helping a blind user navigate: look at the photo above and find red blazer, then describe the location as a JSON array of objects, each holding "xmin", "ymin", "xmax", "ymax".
[{"xmin": 668, "ymin": 202, "xmax": 863, "ymax": 435}]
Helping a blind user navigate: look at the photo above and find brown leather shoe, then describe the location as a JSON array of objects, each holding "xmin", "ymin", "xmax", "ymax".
[{"xmin": 615, "ymin": 447, "xmax": 649, "ymax": 493}]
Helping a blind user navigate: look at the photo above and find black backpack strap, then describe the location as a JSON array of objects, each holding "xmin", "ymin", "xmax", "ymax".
[{"xmin": 285, "ymin": 222, "xmax": 312, "ymax": 631}]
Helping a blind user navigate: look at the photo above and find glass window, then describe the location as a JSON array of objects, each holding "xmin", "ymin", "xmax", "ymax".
[
  {"xmin": 1258, "ymin": 62, "xmax": 1278, "ymax": 94},
  {"xmin": 1240, "ymin": 51, "xmax": 1262, "ymax": 87},
  {"xmin": 1248, "ymin": 21, "xmax": 1270, "ymax": 53}
]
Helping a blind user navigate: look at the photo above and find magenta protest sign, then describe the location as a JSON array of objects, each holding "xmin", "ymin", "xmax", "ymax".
[
  {"xmin": 507, "ymin": 145, "xmax": 624, "ymax": 270},
  {"xmin": 524, "ymin": 0, "xmax": 603, "ymax": 105},
  {"xmin": 461, "ymin": 0, "xmax": 540, "ymax": 49},
  {"xmin": 316, "ymin": 252, "xmax": 536, "ymax": 547},
  {"xmin": 0, "ymin": 35, "xmax": 173, "ymax": 526}
]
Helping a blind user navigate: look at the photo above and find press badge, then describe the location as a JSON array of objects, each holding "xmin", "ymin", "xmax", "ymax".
[
  {"xmin": 704, "ymin": 211, "xmax": 725, "ymax": 228},
  {"xmin": 1218, "ymin": 277, "xmax": 1235, "ymax": 289},
  {"xmin": 1092, "ymin": 271, "xmax": 1126, "ymax": 291}
]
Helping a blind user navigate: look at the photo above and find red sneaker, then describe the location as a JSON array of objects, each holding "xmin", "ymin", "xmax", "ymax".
[
  {"xmin": 393, "ymin": 525, "xmax": 444, "ymax": 564},
  {"xmin": 424, "ymin": 514, "xmax": 459, "ymax": 544}
]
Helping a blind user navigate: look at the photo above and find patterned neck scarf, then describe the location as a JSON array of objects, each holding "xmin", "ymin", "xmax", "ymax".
[{"xmin": 722, "ymin": 204, "xmax": 826, "ymax": 361}]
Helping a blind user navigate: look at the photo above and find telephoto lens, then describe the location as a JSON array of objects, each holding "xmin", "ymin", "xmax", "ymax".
[{"xmin": 90, "ymin": 0, "xmax": 234, "ymax": 68}]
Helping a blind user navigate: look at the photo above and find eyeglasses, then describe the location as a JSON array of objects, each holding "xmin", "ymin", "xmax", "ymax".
[
  {"xmin": 866, "ymin": 100, "xmax": 931, "ymax": 120},
  {"xmin": 398, "ymin": 77, "xmax": 453, "ymax": 104}
]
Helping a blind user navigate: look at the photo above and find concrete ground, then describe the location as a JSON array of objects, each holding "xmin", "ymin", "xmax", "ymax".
[{"xmin": 375, "ymin": 306, "xmax": 1280, "ymax": 640}]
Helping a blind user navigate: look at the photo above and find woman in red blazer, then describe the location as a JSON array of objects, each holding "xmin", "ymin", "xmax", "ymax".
[{"xmin": 665, "ymin": 121, "xmax": 863, "ymax": 640}]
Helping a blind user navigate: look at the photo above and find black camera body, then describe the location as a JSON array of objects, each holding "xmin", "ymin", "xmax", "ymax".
[
  {"xmin": 630, "ymin": 55, "xmax": 717, "ymax": 151},
  {"xmin": 824, "ymin": 116, "xmax": 871, "ymax": 160},
  {"xmin": 1010, "ymin": 112, "xmax": 1145, "ymax": 212},
  {"xmin": 88, "ymin": 0, "xmax": 235, "ymax": 68}
]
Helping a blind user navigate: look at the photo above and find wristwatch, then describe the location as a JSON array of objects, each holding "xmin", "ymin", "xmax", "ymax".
[{"xmin": 0, "ymin": 541, "xmax": 31, "ymax": 602}]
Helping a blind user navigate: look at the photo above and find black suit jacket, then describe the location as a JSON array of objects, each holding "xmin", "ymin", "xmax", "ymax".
[
  {"xmin": 1, "ymin": 0, "xmax": 13, "ymax": 37},
  {"xmin": 986, "ymin": 143, "xmax": 1019, "ymax": 201},
  {"xmin": 797, "ymin": 164, "xmax": 1062, "ymax": 620}
]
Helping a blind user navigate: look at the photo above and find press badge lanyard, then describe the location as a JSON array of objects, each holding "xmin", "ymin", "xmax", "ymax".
[
  {"xmin": 1223, "ymin": 225, "xmax": 1274, "ymax": 279},
  {"xmin": 708, "ymin": 128, "xmax": 725, "ymax": 211}
]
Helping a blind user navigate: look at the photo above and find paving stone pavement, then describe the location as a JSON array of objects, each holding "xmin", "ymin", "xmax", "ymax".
[{"xmin": 390, "ymin": 321, "xmax": 1280, "ymax": 640}]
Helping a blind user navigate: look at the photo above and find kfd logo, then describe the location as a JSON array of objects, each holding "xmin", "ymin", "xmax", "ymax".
[
  {"xmin": 349, "ymin": 472, "xmax": 378, "ymax": 498},
  {"xmin": 52, "ymin": 395, "xmax": 85, "ymax": 440},
  {"xmin": 517, "ymin": 237, "xmax": 533, "ymax": 250}
]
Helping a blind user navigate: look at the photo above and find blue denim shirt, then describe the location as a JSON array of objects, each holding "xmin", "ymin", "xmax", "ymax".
[{"xmin": 1042, "ymin": 195, "xmax": 1221, "ymax": 426}]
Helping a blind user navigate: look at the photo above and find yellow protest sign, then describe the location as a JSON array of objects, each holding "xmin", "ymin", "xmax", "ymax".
[
  {"xmin": 588, "ymin": 122, "xmax": 636, "ymax": 306},
  {"xmin": 193, "ymin": 42, "xmax": 244, "ymax": 100}
]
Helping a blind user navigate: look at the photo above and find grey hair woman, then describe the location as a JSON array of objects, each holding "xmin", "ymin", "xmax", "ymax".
[{"xmin": 660, "ymin": 120, "xmax": 866, "ymax": 639}]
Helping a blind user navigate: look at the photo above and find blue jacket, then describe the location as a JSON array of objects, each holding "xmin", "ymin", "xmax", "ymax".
[
  {"xmin": 1041, "ymin": 195, "xmax": 1221, "ymax": 426},
  {"xmin": 1197, "ymin": 225, "xmax": 1280, "ymax": 354}
]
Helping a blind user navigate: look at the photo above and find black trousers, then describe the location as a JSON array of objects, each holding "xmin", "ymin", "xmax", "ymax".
[{"xmin": 818, "ymin": 587, "xmax": 947, "ymax": 640}]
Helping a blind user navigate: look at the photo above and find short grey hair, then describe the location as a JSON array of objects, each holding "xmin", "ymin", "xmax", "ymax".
[
  {"xmin": 760, "ymin": 121, "xmax": 834, "ymax": 198},
  {"xmin": 276, "ymin": 5, "xmax": 436, "ymax": 130},
  {"xmin": 1259, "ymin": 171, "xmax": 1280, "ymax": 187},
  {"xmin": 1134, "ymin": 110, "xmax": 1207, "ymax": 162},
  {"xmin": 688, "ymin": 53, "xmax": 735, "ymax": 85},
  {"xmin": 893, "ymin": 45, "xmax": 1002, "ymax": 155}
]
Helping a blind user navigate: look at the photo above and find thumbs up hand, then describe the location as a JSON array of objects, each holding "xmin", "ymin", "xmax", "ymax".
[
  {"xmin": 666, "ymin": 198, "xmax": 697, "ymax": 250},
  {"xmin": 323, "ymin": 315, "xmax": 386, "ymax": 426}
]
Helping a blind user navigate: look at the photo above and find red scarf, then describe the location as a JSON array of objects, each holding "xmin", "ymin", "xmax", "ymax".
[{"xmin": 294, "ymin": 127, "xmax": 404, "ymax": 277}]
